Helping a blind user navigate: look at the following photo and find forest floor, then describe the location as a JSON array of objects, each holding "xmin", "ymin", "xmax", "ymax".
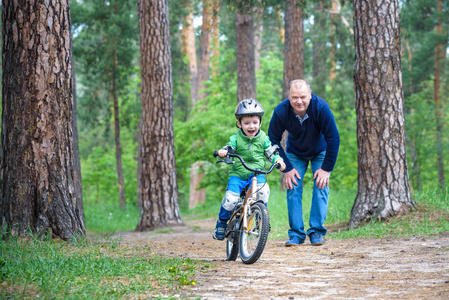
[{"xmin": 114, "ymin": 218, "xmax": 449, "ymax": 299}]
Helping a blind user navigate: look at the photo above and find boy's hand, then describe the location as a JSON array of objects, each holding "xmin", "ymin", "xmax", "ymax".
[
  {"xmin": 275, "ymin": 158, "xmax": 286, "ymax": 171},
  {"xmin": 218, "ymin": 149, "xmax": 228, "ymax": 158}
]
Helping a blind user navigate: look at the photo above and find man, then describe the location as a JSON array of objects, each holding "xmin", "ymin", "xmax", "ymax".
[{"xmin": 268, "ymin": 79, "xmax": 340, "ymax": 246}]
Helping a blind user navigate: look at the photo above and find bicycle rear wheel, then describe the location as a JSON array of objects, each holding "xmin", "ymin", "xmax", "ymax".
[{"xmin": 239, "ymin": 202, "xmax": 269, "ymax": 264}]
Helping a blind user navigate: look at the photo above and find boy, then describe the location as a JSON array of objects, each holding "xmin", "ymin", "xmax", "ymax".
[{"xmin": 213, "ymin": 98, "xmax": 286, "ymax": 240}]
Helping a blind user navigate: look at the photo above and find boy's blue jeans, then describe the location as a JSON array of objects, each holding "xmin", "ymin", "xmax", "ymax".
[
  {"xmin": 286, "ymin": 150, "xmax": 329, "ymax": 240},
  {"xmin": 218, "ymin": 174, "xmax": 266, "ymax": 222}
]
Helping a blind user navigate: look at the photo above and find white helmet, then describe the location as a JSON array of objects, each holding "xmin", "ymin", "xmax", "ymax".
[{"xmin": 234, "ymin": 99, "xmax": 264, "ymax": 120}]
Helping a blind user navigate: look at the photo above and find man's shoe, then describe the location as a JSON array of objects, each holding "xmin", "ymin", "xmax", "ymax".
[
  {"xmin": 309, "ymin": 232, "xmax": 325, "ymax": 246},
  {"xmin": 285, "ymin": 236, "xmax": 305, "ymax": 247},
  {"xmin": 213, "ymin": 220, "xmax": 227, "ymax": 240}
]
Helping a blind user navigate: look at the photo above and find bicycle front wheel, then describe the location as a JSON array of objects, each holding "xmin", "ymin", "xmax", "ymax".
[
  {"xmin": 239, "ymin": 202, "xmax": 269, "ymax": 264},
  {"xmin": 226, "ymin": 219, "xmax": 239, "ymax": 261},
  {"xmin": 226, "ymin": 238, "xmax": 239, "ymax": 261}
]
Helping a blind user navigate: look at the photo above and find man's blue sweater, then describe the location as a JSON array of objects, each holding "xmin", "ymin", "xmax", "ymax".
[{"xmin": 268, "ymin": 95, "xmax": 340, "ymax": 173}]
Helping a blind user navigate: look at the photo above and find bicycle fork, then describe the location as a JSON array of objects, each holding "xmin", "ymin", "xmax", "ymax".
[{"xmin": 243, "ymin": 175, "xmax": 259, "ymax": 231}]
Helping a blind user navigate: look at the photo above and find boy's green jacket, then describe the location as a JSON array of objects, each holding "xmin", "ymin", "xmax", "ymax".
[{"xmin": 224, "ymin": 129, "xmax": 282, "ymax": 180}]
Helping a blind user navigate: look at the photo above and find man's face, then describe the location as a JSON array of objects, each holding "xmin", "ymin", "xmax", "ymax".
[
  {"xmin": 289, "ymin": 84, "xmax": 311, "ymax": 117},
  {"xmin": 237, "ymin": 115, "xmax": 261, "ymax": 137}
]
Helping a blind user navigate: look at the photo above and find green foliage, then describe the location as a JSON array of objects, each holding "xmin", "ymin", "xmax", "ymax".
[
  {"xmin": 72, "ymin": 0, "xmax": 139, "ymax": 155},
  {"xmin": 80, "ymin": 71, "xmax": 141, "ymax": 207},
  {"xmin": 0, "ymin": 234, "xmax": 206, "ymax": 299},
  {"xmin": 403, "ymin": 75, "xmax": 448, "ymax": 191},
  {"xmin": 81, "ymin": 124, "xmax": 138, "ymax": 207}
]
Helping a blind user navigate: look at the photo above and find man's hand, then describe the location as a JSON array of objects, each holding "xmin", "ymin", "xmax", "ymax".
[
  {"xmin": 313, "ymin": 169, "xmax": 330, "ymax": 189},
  {"xmin": 275, "ymin": 158, "xmax": 286, "ymax": 172},
  {"xmin": 284, "ymin": 169, "xmax": 301, "ymax": 190},
  {"xmin": 218, "ymin": 149, "xmax": 228, "ymax": 158}
]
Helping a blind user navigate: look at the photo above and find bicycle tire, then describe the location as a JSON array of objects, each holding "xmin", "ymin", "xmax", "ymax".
[
  {"xmin": 239, "ymin": 202, "xmax": 269, "ymax": 264},
  {"xmin": 226, "ymin": 236, "xmax": 239, "ymax": 261},
  {"xmin": 226, "ymin": 217, "xmax": 239, "ymax": 261}
]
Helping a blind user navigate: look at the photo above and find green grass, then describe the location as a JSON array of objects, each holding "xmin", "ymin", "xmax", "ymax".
[
  {"xmin": 0, "ymin": 233, "xmax": 209, "ymax": 299},
  {"xmin": 330, "ymin": 187, "xmax": 449, "ymax": 239},
  {"xmin": 84, "ymin": 201, "xmax": 141, "ymax": 234}
]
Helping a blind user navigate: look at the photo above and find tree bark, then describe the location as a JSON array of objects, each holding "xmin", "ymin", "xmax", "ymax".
[
  {"xmin": 137, "ymin": 0, "xmax": 182, "ymax": 231},
  {"xmin": 280, "ymin": 0, "xmax": 304, "ymax": 190},
  {"xmin": 350, "ymin": 0, "xmax": 415, "ymax": 228},
  {"xmin": 433, "ymin": 0, "xmax": 445, "ymax": 187},
  {"xmin": 1, "ymin": 0, "xmax": 85, "ymax": 240},
  {"xmin": 188, "ymin": 162, "xmax": 206, "ymax": 209},
  {"xmin": 182, "ymin": 10, "xmax": 199, "ymax": 106},
  {"xmin": 329, "ymin": 0, "xmax": 340, "ymax": 83},
  {"xmin": 211, "ymin": 0, "xmax": 220, "ymax": 77},
  {"xmin": 198, "ymin": 0, "xmax": 212, "ymax": 100},
  {"xmin": 253, "ymin": 3, "xmax": 264, "ymax": 71},
  {"xmin": 235, "ymin": 3, "xmax": 256, "ymax": 100},
  {"xmin": 282, "ymin": 0, "xmax": 304, "ymax": 99}
]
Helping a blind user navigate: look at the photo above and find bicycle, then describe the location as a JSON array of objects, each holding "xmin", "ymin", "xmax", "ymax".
[{"xmin": 213, "ymin": 146, "xmax": 281, "ymax": 264}]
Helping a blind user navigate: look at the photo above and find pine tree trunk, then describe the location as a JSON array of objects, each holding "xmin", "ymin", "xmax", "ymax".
[
  {"xmin": 1, "ymin": 0, "xmax": 85, "ymax": 240},
  {"xmin": 182, "ymin": 10, "xmax": 199, "ymax": 106},
  {"xmin": 137, "ymin": 0, "xmax": 182, "ymax": 231},
  {"xmin": 282, "ymin": 0, "xmax": 304, "ymax": 99},
  {"xmin": 281, "ymin": 0, "xmax": 304, "ymax": 190},
  {"xmin": 211, "ymin": 0, "xmax": 220, "ymax": 77},
  {"xmin": 198, "ymin": 0, "xmax": 212, "ymax": 100},
  {"xmin": 235, "ymin": 3, "xmax": 256, "ymax": 100},
  {"xmin": 277, "ymin": 8, "xmax": 285, "ymax": 44},
  {"xmin": 329, "ymin": 0, "xmax": 340, "ymax": 82},
  {"xmin": 253, "ymin": 3, "xmax": 264, "ymax": 71},
  {"xmin": 188, "ymin": 162, "xmax": 206, "ymax": 209},
  {"xmin": 433, "ymin": 0, "xmax": 445, "ymax": 187},
  {"xmin": 350, "ymin": 0, "xmax": 415, "ymax": 228}
]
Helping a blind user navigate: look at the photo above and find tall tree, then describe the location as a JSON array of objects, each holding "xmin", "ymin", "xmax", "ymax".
[
  {"xmin": 350, "ymin": 0, "xmax": 415, "ymax": 228},
  {"xmin": 282, "ymin": 0, "xmax": 304, "ymax": 99},
  {"xmin": 181, "ymin": 6, "xmax": 199, "ymax": 106},
  {"xmin": 198, "ymin": 0, "xmax": 213, "ymax": 100},
  {"xmin": 253, "ymin": 2, "xmax": 265, "ymax": 71},
  {"xmin": 137, "ymin": 0, "xmax": 182, "ymax": 231},
  {"xmin": 211, "ymin": 0, "xmax": 221, "ymax": 77},
  {"xmin": 1, "ymin": 0, "xmax": 85, "ymax": 239},
  {"xmin": 433, "ymin": 0, "xmax": 445, "ymax": 187},
  {"xmin": 280, "ymin": 0, "xmax": 304, "ymax": 190},
  {"xmin": 235, "ymin": 1, "xmax": 256, "ymax": 100}
]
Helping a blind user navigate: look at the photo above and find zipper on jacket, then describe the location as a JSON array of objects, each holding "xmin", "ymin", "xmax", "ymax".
[{"xmin": 248, "ymin": 140, "xmax": 251, "ymax": 150}]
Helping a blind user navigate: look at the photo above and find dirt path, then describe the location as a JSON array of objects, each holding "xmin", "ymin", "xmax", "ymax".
[{"xmin": 116, "ymin": 218, "xmax": 449, "ymax": 299}]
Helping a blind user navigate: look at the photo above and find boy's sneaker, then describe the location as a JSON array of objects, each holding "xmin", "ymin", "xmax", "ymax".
[
  {"xmin": 309, "ymin": 232, "xmax": 325, "ymax": 246},
  {"xmin": 285, "ymin": 236, "xmax": 305, "ymax": 247},
  {"xmin": 213, "ymin": 220, "xmax": 227, "ymax": 240}
]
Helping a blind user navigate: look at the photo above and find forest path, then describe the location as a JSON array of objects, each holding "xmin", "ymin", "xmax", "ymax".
[{"xmin": 115, "ymin": 218, "xmax": 449, "ymax": 299}]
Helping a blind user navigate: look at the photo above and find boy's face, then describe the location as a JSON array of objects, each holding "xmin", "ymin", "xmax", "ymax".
[{"xmin": 237, "ymin": 115, "xmax": 261, "ymax": 137}]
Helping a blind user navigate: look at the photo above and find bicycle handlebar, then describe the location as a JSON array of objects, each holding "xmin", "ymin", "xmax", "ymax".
[{"xmin": 213, "ymin": 146, "xmax": 280, "ymax": 175}]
